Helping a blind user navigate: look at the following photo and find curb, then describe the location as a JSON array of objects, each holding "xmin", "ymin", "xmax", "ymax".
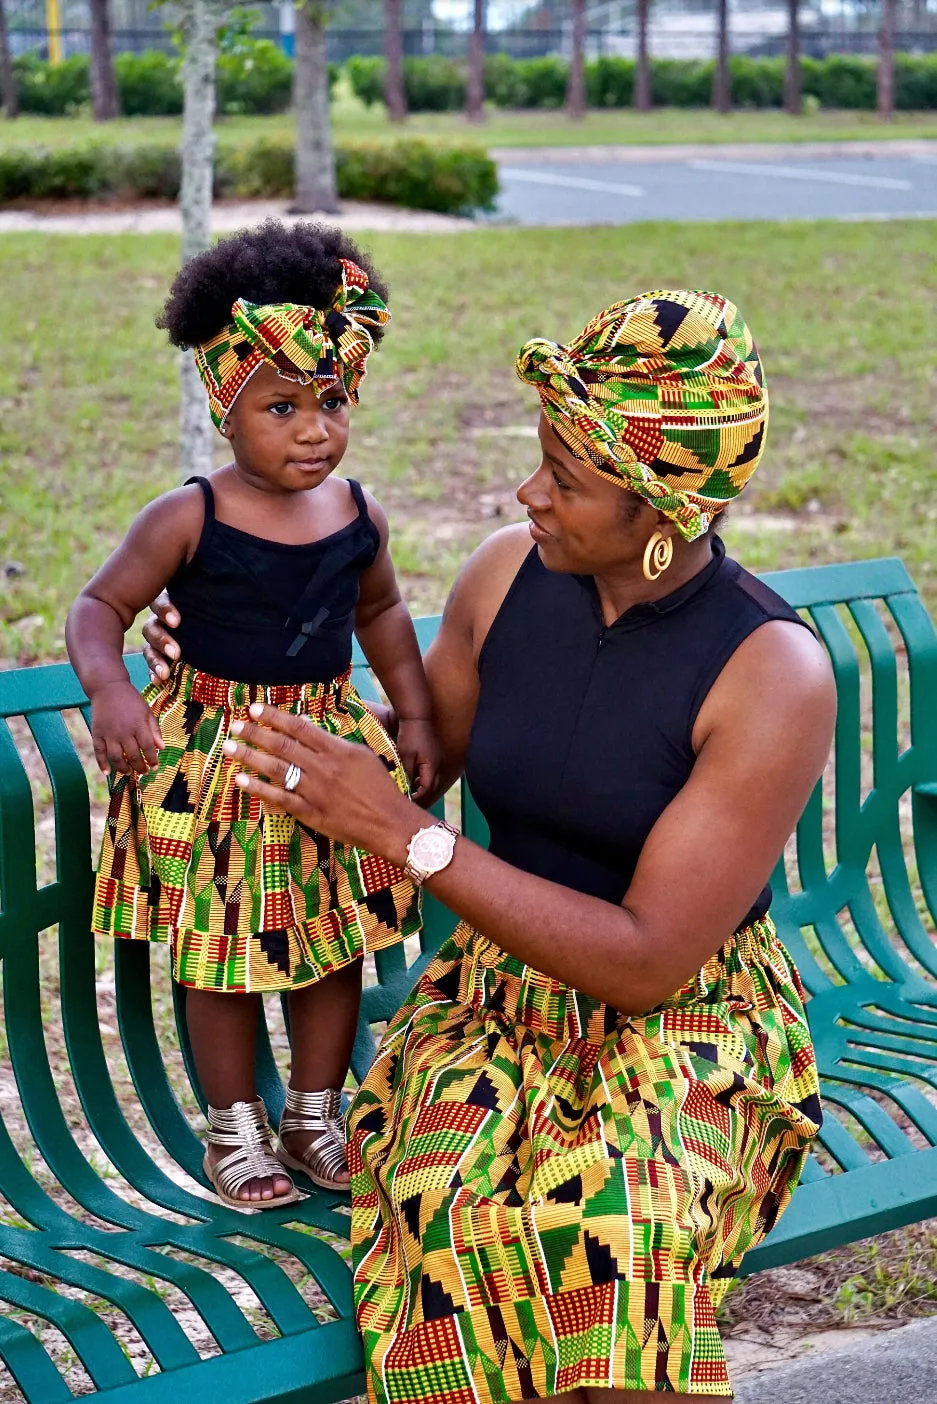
[
  {"xmin": 489, "ymin": 139, "xmax": 937, "ymax": 164},
  {"xmin": 733, "ymin": 1313, "xmax": 937, "ymax": 1403}
]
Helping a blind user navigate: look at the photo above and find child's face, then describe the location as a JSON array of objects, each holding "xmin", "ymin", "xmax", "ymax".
[{"xmin": 223, "ymin": 363, "xmax": 350, "ymax": 492}]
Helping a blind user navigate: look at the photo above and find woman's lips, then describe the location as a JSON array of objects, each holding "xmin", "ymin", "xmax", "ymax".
[{"xmin": 528, "ymin": 516, "xmax": 552, "ymax": 544}]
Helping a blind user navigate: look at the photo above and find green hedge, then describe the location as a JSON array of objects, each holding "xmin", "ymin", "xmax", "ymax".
[
  {"xmin": 10, "ymin": 44, "xmax": 337, "ymax": 117},
  {"xmin": 348, "ymin": 53, "xmax": 465, "ymax": 111},
  {"xmin": 348, "ymin": 50, "xmax": 937, "ymax": 111},
  {"xmin": 0, "ymin": 135, "xmax": 498, "ymax": 215}
]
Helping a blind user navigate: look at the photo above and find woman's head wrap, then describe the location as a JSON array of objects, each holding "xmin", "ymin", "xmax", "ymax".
[
  {"xmin": 515, "ymin": 289, "xmax": 767, "ymax": 541},
  {"xmin": 194, "ymin": 258, "xmax": 390, "ymax": 428}
]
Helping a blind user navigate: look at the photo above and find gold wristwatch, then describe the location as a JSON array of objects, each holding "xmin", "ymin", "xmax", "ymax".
[{"xmin": 404, "ymin": 820, "xmax": 459, "ymax": 885}]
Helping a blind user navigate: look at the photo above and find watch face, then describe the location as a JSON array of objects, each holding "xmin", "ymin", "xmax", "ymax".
[{"xmin": 411, "ymin": 826, "xmax": 455, "ymax": 872}]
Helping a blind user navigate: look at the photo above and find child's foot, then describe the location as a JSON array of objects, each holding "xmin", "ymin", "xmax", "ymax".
[
  {"xmin": 203, "ymin": 1098, "xmax": 300, "ymax": 1208},
  {"xmin": 204, "ymin": 1141, "xmax": 295, "ymax": 1202},
  {"xmin": 277, "ymin": 1087, "xmax": 350, "ymax": 1190}
]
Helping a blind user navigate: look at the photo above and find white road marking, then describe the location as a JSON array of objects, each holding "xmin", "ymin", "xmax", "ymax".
[
  {"xmin": 689, "ymin": 159, "xmax": 913, "ymax": 190},
  {"xmin": 500, "ymin": 167, "xmax": 646, "ymax": 198}
]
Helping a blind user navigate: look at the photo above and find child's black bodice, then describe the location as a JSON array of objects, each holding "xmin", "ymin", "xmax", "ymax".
[{"xmin": 165, "ymin": 476, "xmax": 380, "ymax": 685}]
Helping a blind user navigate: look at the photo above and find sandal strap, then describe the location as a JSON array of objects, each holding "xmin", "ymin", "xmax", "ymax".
[
  {"xmin": 206, "ymin": 1099, "xmax": 288, "ymax": 1201},
  {"xmin": 279, "ymin": 1087, "xmax": 348, "ymax": 1183}
]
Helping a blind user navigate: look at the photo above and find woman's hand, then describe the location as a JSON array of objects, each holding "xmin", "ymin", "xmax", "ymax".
[
  {"xmin": 397, "ymin": 717, "xmax": 440, "ymax": 805},
  {"xmin": 222, "ymin": 703, "xmax": 424, "ymax": 859},
  {"xmin": 141, "ymin": 592, "xmax": 181, "ymax": 681}
]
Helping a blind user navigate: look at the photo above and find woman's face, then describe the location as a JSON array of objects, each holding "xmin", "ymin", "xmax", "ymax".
[{"xmin": 517, "ymin": 413, "xmax": 658, "ymax": 576}]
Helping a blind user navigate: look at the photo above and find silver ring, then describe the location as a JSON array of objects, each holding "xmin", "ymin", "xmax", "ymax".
[{"xmin": 283, "ymin": 763, "xmax": 302, "ymax": 793}]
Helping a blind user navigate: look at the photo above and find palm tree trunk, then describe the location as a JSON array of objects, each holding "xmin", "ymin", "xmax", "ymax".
[
  {"xmin": 566, "ymin": 0, "xmax": 586, "ymax": 121},
  {"xmin": 0, "ymin": 0, "xmax": 18, "ymax": 119},
  {"xmin": 384, "ymin": 0, "xmax": 406, "ymax": 121},
  {"xmin": 634, "ymin": 0, "xmax": 651, "ymax": 112},
  {"xmin": 179, "ymin": 0, "xmax": 221, "ymax": 478},
  {"xmin": 711, "ymin": 0, "xmax": 731, "ymax": 113},
  {"xmin": 877, "ymin": 0, "xmax": 897, "ymax": 121},
  {"xmin": 89, "ymin": 0, "xmax": 120, "ymax": 120},
  {"xmin": 784, "ymin": 0, "xmax": 801, "ymax": 114},
  {"xmin": 466, "ymin": 0, "xmax": 486, "ymax": 124},
  {"xmin": 292, "ymin": 0, "xmax": 339, "ymax": 212}
]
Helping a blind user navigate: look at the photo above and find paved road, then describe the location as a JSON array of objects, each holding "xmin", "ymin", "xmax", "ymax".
[
  {"xmin": 733, "ymin": 1313, "xmax": 937, "ymax": 1403},
  {"xmin": 494, "ymin": 151, "xmax": 937, "ymax": 224}
]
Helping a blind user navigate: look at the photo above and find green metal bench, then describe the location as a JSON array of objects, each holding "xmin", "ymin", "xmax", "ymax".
[{"xmin": 2, "ymin": 555, "xmax": 937, "ymax": 1401}]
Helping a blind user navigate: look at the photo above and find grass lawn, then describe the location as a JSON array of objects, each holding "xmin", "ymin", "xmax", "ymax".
[
  {"xmin": 3, "ymin": 94, "xmax": 937, "ymax": 152},
  {"xmin": 1, "ymin": 219, "xmax": 935, "ymax": 666}
]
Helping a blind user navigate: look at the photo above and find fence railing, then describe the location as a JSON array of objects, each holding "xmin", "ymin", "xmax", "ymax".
[{"xmin": 8, "ymin": 22, "xmax": 937, "ymax": 65}]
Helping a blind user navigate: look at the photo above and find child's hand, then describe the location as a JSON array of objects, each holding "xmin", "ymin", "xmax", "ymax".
[
  {"xmin": 396, "ymin": 717, "xmax": 439, "ymax": 804},
  {"xmin": 90, "ymin": 681, "xmax": 164, "ymax": 777}
]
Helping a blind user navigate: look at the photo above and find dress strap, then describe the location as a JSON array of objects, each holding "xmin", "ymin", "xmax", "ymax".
[
  {"xmin": 183, "ymin": 475, "xmax": 215, "ymax": 561},
  {"xmin": 184, "ymin": 475, "xmax": 216, "ymax": 521},
  {"xmin": 347, "ymin": 478, "xmax": 369, "ymax": 520}
]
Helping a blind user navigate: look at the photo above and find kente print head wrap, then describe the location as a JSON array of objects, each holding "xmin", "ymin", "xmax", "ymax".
[
  {"xmin": 194, "ymin": 257, "xmax": 390, "ymax": 429},
  {"xmin": 515, "ymin": 289, "xmax": 768, "ymax": 541}
]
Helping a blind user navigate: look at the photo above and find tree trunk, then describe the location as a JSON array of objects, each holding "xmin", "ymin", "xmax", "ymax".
[
  {"xmin": 384, "ymin": 0, "xmax": 406, "ymax": 121},
  {"xmin": 0, "ymin": 0, "xmax": 18, "ymax": 119},
  {"xmin": 292, "ymin": 0, "xmax": 339, "ymax": 212},
  {"xmin": 711, "ymin": 0, "xmax": 731, "ymax": 113},
  {"xmin": 565, "ymin": 0, "xmax": 586, "ymax": 120},
  {"xmin": 89, "ymin": 0, "xmax": 120, "ymax": 120},
  {"xmin": 179, "ymin": 0, "xmax": 221, "ymax": 479},
  {"xmin": 466, "ymin": 0, "xmax": 486, "ymax": 124},
  {"xmin": 784, "ymin": 0, "xmax": 801, "ymax": 114},
  {"xmin": 877, "ymin": 0, "xmax": 896, "ymax": 121},
  {"xmin": 634, "ymin": 0, "xmax": 651, "ymax": 112}
]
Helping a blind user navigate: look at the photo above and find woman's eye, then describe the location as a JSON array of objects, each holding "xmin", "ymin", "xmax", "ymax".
[
  {"xmin": 552, "ymin": 470, "xmax": 571, "ymax": 491},
  {"xmin": 269, "ymin": 402, "xmax": 293, "ymax": 417}
]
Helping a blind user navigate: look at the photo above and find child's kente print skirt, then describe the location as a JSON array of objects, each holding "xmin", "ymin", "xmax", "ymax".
[
  {"xmin": 347, "ymin": 917, "xmax": 822, "ymax": 1401},
  {"xmin": 93, "ymin": 663, "xmax": 421, "ymax": 993}
]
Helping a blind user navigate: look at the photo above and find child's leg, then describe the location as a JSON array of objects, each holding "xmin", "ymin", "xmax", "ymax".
[
  {"xmin": 186, "ymin": 987, "xmax": 294, "ymax": 1202},
  {"xmin": 281, "ymin": 961, "xmax": 364, "ymax": 1187}
]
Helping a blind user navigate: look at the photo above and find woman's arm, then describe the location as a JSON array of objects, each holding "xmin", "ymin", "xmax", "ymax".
[
  {"xmin": 222, "ymin": 616, "xmax": 835, "ymax": 1014},
  {"xmin": 423, "ymin": 524, "xmax": 532, "ymax": 801},
  {"xmin": 66, "ymin": 487, "xmax": 202, "ymax": 774}
]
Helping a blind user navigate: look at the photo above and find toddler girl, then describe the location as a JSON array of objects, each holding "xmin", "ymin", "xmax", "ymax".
[{"xmin": 66, "ymin": 221, "xmax": 435, "ymax": 1208}]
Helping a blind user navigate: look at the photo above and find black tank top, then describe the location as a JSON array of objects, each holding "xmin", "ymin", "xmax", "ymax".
[
  {"xmin": 465, "ymin": 536, "xmax": 810, "ymax": 929},
  {"xmin": 165, "ymin": 476, "xmax": 380, "ymax": 685}
]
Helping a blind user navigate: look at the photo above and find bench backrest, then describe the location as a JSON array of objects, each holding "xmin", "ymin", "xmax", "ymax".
[{"xmin": 1, "ymin": 556, "xmax": 935, "ymax": 1195}]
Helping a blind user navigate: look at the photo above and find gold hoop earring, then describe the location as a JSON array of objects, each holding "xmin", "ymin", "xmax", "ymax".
[{"xmin": 643, "ymin": 530, "xmax": 673, "ymax": 582}]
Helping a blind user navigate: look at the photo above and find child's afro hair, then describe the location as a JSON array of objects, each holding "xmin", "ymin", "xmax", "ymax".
[{"xmin": 156, "ymin": 220, "xmax": 390, "ymax": 350}]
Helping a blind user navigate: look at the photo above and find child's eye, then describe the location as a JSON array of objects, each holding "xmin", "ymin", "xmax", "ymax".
[
  {"xmin": 322, "ymin": 395, "xmax": 345, "ymax": 412},
  {"xmin": 269, "ymin": 402, "xmax": 294, "ymax": 417}
]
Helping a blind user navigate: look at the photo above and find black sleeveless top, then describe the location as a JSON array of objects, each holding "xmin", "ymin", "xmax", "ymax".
[
  {"xmin": 465, "ymin": 536, "xmax": 810, "ymax": 929},
  {"xmin": 165, "ymin": 476, "xmax": 380, "ymax": 685}
]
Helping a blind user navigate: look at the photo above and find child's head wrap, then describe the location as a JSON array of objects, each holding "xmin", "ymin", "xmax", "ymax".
[
  {"xmin": 515, "ymin": 289, "xmax": 768, "ymax": 541},
  {"xmin": 194, "ymin": 258, "xmax": 390, "ymax": 429}
]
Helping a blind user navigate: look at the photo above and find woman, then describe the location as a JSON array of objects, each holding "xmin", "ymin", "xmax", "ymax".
[{"xmin": 143, "ymin": 289, "xmax": 834, "ymax": 1401}]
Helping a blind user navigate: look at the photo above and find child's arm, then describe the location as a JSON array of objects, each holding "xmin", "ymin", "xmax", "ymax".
[
  {"xmin": 66, "ymin": 487, "xmax": 203, "ymax": 777},
  {"xmin": 354, "ymin": 492, "xmax": 438, "ymax": 801}
]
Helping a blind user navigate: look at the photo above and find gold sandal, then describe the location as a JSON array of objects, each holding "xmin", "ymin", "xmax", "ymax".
[
  {"xmin": 276, "ymin": 1087, "xmax": 349, "ymax": 1191},
  {"xmin": 203, "ymin": 1098, "xmax": 301, "ymax": 1210}
]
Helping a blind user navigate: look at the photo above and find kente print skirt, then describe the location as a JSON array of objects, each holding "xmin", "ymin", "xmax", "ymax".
[
  {"xmin": 348, "ymin": 917, "xmax": 822, "ymax": 1400},
  {"xmin": 93, "ymin": 663, "xmax": 421, "ymax": 993}
]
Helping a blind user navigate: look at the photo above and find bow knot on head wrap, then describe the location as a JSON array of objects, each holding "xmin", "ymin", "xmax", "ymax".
[
  {"xmin": 515, "ymin": 289, "xmax": 768, "ymax": 541},
  {"xmin": 195, "ymin": 257, "xmax": 390, "ymax": 429}
]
